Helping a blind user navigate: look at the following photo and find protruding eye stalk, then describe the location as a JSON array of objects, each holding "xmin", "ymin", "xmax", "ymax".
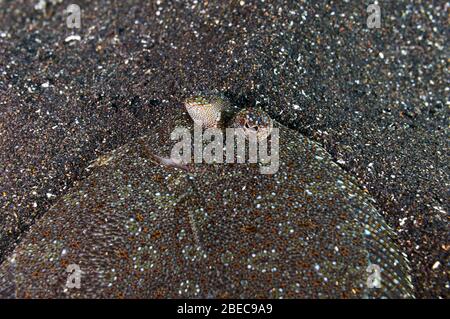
[
  {"xmin": 232, "ymin": 108, "xmax": 273, "ymax": 140},
  {"xmin": 184, "ymin": 94, "xmax": 230, "ymax": 128},
  {"xmin": 184, "ymin": 95, "xmax": 273, "ymax": 140}
]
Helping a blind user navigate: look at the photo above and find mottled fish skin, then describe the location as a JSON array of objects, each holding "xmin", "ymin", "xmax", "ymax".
[
  {"xmin": 231, "ymin": 108, "xmax": 274, "ymax": 140},
  {"xmin": 0, "ymin": 109, "xmax": 413, "ymax": 298},
  {"xmin": 0, "ymin": 254, "xmax": 16, "ymax": 299},
  {"xmin": 184, "ymin": 94, "xmax": 230, "ymax": 128}
]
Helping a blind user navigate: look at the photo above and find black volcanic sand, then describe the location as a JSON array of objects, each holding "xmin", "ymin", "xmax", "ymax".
[{"xmin": 0, "ymin": 0, "xmax": 448, "ymax": 298}]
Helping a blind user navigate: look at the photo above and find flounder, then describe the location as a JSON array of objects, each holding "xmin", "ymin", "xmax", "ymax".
[{"xmin": 0, "ymin": 103, "xmax": 413, "ymax": 298}]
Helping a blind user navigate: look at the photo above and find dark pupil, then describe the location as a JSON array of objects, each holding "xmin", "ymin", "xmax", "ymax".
[{"xmin": 244, "ymin": 121, "xmax": 259, "ymax": 131}]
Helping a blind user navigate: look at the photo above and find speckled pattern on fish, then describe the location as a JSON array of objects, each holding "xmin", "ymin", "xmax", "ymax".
[{"xmin": 0, "ymin": 110, "xmax": 413, "ymax": 298}]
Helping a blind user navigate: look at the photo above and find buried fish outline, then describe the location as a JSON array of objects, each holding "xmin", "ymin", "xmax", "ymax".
[{"xmin": 0, "ymin": 95, "xmax": 414, "ymax": 298}]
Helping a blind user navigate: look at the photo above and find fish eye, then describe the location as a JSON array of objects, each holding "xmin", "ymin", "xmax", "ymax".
[
  {"xmin": 232, "ymin": 108, "xmax": 273, "ymax": 140},
  {"xmin": 184, "ymin": 94, "xmax": 229, "ymax": 128}
]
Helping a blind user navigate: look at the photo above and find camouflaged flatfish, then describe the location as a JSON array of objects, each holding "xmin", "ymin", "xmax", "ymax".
[{"xmin": 0, "ymin": 108, "xmax": 413, "ymax": 298}]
